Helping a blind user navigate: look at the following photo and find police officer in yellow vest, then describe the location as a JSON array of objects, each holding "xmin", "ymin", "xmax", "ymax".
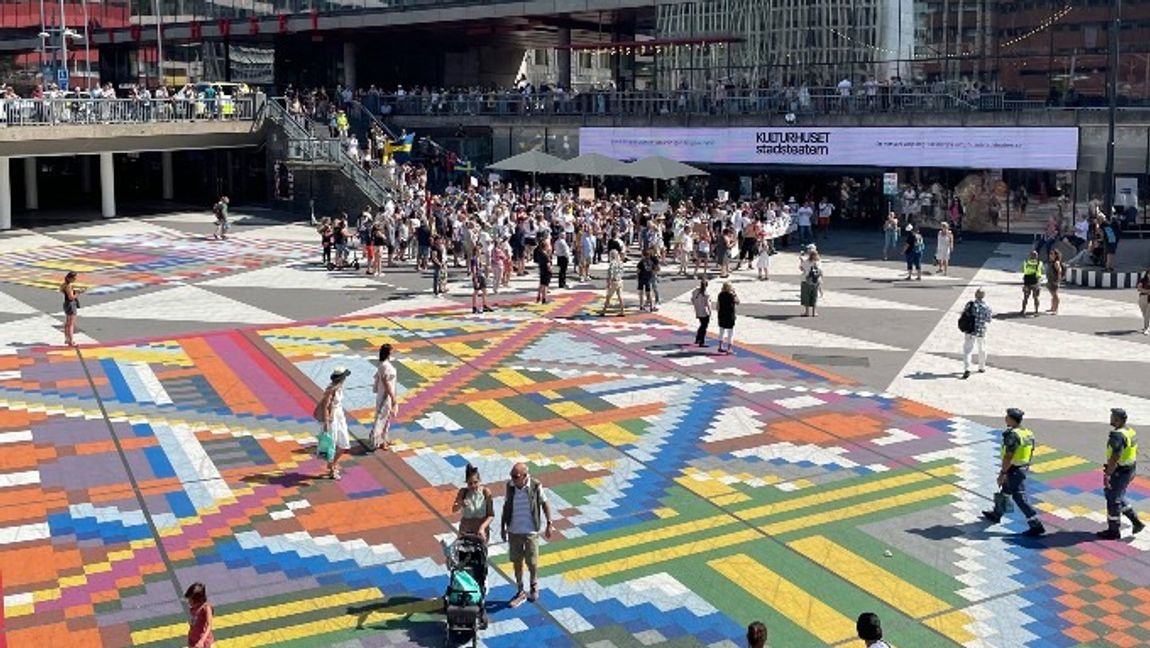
[
  {"xmin": 982, "ymin": 408, "xmax": 1046, "ymax": 536},
  {"xmin": 1098, "ymin": 408, "xmax": 1143, "ymax": 540},
  {"xmin": 1020, "ymin": 250, "xmax": 1044, "ymax": 317}
]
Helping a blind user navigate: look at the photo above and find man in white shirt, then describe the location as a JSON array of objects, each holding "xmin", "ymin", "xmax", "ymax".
[
  {"xmin": 501, "ymin": 463, "xmax": 554, "ymax": 607},
  {"xmin": 797, "ymin": 201, "xmax": 815, "ymax": 244}
]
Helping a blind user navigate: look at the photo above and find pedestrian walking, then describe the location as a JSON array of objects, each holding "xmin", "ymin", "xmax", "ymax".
[
  {"xmin": 882, "ymin": 212, "xmax": 900, "ymax": 260},
  {"xmin": 800, "ymin": 247, "xmax": 822, "ymax": 317},
  {"xmin": 501, "ymin": 462, "xmax": 554, "ymax": 607},
  {"xmin": 470, "ymin": 253, "xmax": 493, "ymax": 313},
  {"xmin": 370, "ymin": 344, "xmax": 398, "ymax": 451},
  {"xmin": 600, "ymin": 249, "xmax": 625, "ymax": 316},
  {"xmin": 959, "ymin": 288, "xmax": 992, "ymax": 379},
  {"xmin": 318, "ymin": 367, "xmax": 352, "ymax": 480},
  {"xmin": 1047, "ymin": 249, "xmax": 1064, "ymax": 315},
  {"xmin": 637, "ymin": 248, "xmax": 656, "ymax": 312},
  {"xmin": 935, "ymin": 222, "xmax": 954, "ymax": 276},
  {"xmin": 211, "ymin": 196, "xmax": 229, "ymax": 240},
  {"xmin": 453, "ymin": 464, "xmax": 494, "ymax": 542},
  {"xmin": 1137, "ymin": 268, "xmax": 1150, "ymax": 335},
  {"xmin": 1020, "ymin": 250, "xmax": 1044, "ymax": 316},
  {"xmin": 1097, "ymin": 408, "xmax": 1143, "ymax": 540},
  {"xmin": 554, "ymin": 234, "xmax": 571, "ymax": 288},
  {"xmin": 691, "ymin": 278, "xmax": 712, "ymax": 347},
  {"xmin": 717, "ymin": 282, "xmax": 739, "ymax": 354},
  {"xmin": 430, "ymin": 235, "xmax": 446, "ymax": 296},
  {"xmin": 856, "ymin": 612, "xmax": 891, "ymax": 648},
  {"xmin": 746, "ymin": 621, "xmax": 767, "ymax": 648},
  {"xmin": 903, "ymin": 224, "xmax": 923, "ymax": 280},
  {"xmin": 184, "ymin": 582, "xmax": 214, "ymax": 648},
  {"xmin": 535, "ymin": 239, "xmax": 553, "ymax": 304},
  {"xmin": 981, "ymin": 408, "xmax": 1046, "ymax": 536},
  {"xmin": 60, "ymin": 271, "xmax": 84, "ymax": 347},
  {"xmin": 755, "ymin": 229, "xmax": 773, "ymax": 280}
]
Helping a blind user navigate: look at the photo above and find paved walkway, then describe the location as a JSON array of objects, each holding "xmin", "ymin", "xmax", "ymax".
[{"xmin": 0, "ymin": 212, "xmax": 1148, "ymax": 647}]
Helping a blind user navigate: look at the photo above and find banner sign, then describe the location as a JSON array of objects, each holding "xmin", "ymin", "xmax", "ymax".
[{"xmin": 579, "ymin": 127, "xmax": 1079, "ymax": 171}]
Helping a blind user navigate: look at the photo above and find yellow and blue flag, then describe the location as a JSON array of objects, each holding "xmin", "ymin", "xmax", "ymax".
[{"xmin": 384, "ymin": 133, "xmax": 415, "ymax": 162}]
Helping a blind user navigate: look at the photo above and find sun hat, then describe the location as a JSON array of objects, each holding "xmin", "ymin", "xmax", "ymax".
[{"xmin": 330, "ymin": 366, "xmax": 351, "ymax": 381}]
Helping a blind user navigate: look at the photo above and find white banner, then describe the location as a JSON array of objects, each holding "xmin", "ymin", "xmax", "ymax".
[{"xmin": 579, "ymin": 126, "xmax": 1079, "ymax": 171}]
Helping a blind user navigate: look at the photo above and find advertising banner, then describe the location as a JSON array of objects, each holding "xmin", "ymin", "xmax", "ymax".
[{"xmin": 579, "ymin": 127, "xmax": 1079, "ymax": 171}]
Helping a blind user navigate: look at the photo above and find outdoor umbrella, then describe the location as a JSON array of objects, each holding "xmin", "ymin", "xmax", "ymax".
[
  {"xmin": 545, "ymin": 153, "xmax": 630, "ymax": 177},
  {"xmin": 624, "ymin": 155, "xmax": 709, "ymax": 199},
  {"xmin": 488, "ymin": 149, "xmax": 564, "ymax": 174}
]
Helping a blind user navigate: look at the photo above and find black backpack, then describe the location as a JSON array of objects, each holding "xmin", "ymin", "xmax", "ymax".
[{"xmin": 957, "ymin": 301, "xmax": 976, "ymax": 334}]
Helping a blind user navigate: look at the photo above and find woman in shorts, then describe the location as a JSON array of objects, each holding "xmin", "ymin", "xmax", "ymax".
[{"xmin": 60, "ymin": 271, "xmax": 84, "ymax": 347}]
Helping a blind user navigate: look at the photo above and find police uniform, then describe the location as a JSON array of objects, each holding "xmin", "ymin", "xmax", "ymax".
[
  {"xmin": 1098, "ymin": 408, "xmax": 1143, "ymax": 540},
  {"xmin": 983, "ymin": 408, "xmax": 1046, "ymax": 536}
]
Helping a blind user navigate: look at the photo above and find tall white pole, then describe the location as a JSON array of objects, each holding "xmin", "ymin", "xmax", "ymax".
[
  {"xmin": 83, "ymin": 0, "xmax": 91, "ymax": 89},
  {"xmin": 154, "ymin": 0, "xmax": 164, "ymax": 87},
  {"xmin": 100, "ymin": 152, "xmax": 115, "ymax": 218},
  {"xmin": 0, "ymin": 157, "xmax": 11, "ymax": 231},
  {"xmin": 58, "ymin": 0, "xmax": 67, "ymax": 88}
]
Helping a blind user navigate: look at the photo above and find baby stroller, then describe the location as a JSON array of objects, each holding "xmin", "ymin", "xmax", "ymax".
[
  {"xmin": 443, "ymin": 533, "xmax": 488, "ymax": 647},
  {"xmin": 328, "ymin": 236, "xmax": 362, "ymax": 271}
]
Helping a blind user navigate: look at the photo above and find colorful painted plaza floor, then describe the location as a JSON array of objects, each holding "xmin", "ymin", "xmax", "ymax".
[{"xmin": 2, "ymin": 287, "xmax": 1149, "ymax": 648}]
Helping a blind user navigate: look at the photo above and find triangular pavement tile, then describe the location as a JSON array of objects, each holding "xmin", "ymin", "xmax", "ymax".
[
  {"xmin": 0, "ymin": 314, "xmax": 95, "ymax": 348},
  {"xmin": 725, "ymin": 276, "xmax": 936, "ymax": 311},
  {"xmin": 78, "ymin": 285, "xmax": 292, "ymax": 324},
  {"xmin": 49, "ymin": 219, "xmax": 182, "ymax": 238},
  {"xmin": 0, "ymin": 291, "xmax": 39, "ymax": 316},
  {"xmin": 659, "ymin": 297, "xmax": 902, "ymax": 352},
  {"xmin": 919, "ymin": 316, "xmax": 1150, "ymax": 363},
  {"xmin": 200, "ymin": 262, "xmax": 385, "ymax": 292},
  {"xmin": 0, "ymin": 231, "xmax": 65, "ymax": 253},
  {"xmin": 887, "ymin": 351, "xmax": 1150, "ymax": 424}
]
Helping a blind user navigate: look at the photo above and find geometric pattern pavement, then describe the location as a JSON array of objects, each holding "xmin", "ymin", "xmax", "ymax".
[{"xmin": 2, "ymin": 287, "xmax": 1149, "ymax": 647}]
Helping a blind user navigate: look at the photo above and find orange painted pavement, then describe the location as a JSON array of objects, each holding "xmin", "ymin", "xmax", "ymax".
[{"xmin": 179, "ymin": 338, "xmax": 268, "ymax": 417}]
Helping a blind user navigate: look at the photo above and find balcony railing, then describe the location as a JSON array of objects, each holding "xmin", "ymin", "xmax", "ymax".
[
  {"xmin": 0, "ymin": 96, "xmax": 258, "ymax": 126},
  {"xmin": 357, "ymin": 87, "xmax": 1016, "ymax": 119}
]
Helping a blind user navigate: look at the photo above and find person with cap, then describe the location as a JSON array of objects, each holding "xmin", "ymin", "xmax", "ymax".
[
  {"xmin": 319, "ymin": 366, "xmax": 353, "ymax": 480},
  {"xmin": 982, "ymin": 408, "xmax": 1046, "ymax": 537},
  {"xmin": 903, "ymin": 223, "xmax": 924, "ymax": 281},
  {"xmin": 1098, "ymin": 408, "xmax": 1143, "ymax": 540},
  {"xmin": 856, "ymin": 612, "xmax": 891, "ymax": 648}
]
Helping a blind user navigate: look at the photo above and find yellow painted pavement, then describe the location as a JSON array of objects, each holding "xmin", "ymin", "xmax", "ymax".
[
  {"xmin": 787, "ymin": 536, "xmax": 952, "ymax": 618},
  {"xmin": 130, "ymin": 588, "xmax": 379, "ymax": 641},
  {"xmin": 467, "ymin": 398, "xmax": 529, "ymax": 427},
  {"xmin": 709, "ymin": 554, "xmax": 858, "ymax": 645},
  {"xmin": 760, "ymin": 484, "xmax": 956, "ymax": 535}
]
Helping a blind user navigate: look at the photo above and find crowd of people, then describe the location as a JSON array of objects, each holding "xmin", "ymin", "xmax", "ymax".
[
  {"xmin": 0, "ymin": 81, "xmax": 252, "ymax": 124},
  {"xmin": 280, "ymin": 74, "xmax": 1003, "ymax": 121}
]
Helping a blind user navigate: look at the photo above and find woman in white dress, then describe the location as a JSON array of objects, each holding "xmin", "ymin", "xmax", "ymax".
[
  {"xmin": 755, "ymin": 223, "xmax": 773, "ymax": 281},
  {"xmin": 321, "ymin": 367, "xmax": 353, "ymax": 480},
  {"xmin": 935, "ymin": 222, "xmax": 954, "ymax": 276},
  {"xmin": 371, "ymin": 344, "xmax": 399, "ymax": 451}
]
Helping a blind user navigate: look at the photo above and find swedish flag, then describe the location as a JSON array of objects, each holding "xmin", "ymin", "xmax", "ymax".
[
  {"xmin": 457, "ymin": 160, "xmax": 475, "ymax": 175},
  {"xmin": 384, "ymin": 133, "xmax": 415, "ymax": 162}
]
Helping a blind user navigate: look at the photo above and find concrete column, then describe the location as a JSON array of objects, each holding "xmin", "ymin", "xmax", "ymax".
[
  {"xmin": 342, "ymin": 42, "xmax": 357, "ymax": 90},
  {"xmin": 161, "ymin": 151, "xmax": 174, "ymax": 200},
  {"xmin": 99, "ymin": 152, "xmax": 116, "ymax": 218},
  {"xmin": 557, "ymin": 28, "xmax": 572, "ymax": 90},
  {"xmin": 0, "ymin": 157, "xmax": 11, "ymax": 231},
  {"xmin": 23, "ymin": 157, "xmax": 38, "ymax": 210},
  {"xmin": 79, "ymin": 155, "xmax": 92, "ymax": 194}
]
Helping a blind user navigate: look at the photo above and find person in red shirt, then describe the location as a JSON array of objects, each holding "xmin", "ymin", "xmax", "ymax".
[{"xmin": 185, "ymin": 582, "xmax": 214, "ymax": 648}]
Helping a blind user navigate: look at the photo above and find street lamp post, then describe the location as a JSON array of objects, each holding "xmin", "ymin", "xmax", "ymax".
[
  {"xmin": 1103, "ymin": 0, "xmax": 1120, "ymax": 218},
  {"xmin": 57, "ymin": 0, "xmax": 67, "ymax": 88}
]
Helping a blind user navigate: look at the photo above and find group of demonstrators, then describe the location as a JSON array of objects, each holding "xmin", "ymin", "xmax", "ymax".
[{"xmin": 314, "ymin": 166, "xmax": 808, "ymax": 327}]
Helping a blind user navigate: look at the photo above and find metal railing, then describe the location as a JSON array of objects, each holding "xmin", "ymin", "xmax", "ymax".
[
  {"xmin": 358, "ymin": 87, "xmax": 1005, "ymax": 119},
  {"xmin": 265, "ymin": 98, "xmax": 393, "ymax": 206},
  {"xmin": 0, "ymin": 96, "xmax": 258, "ymax": 126}
]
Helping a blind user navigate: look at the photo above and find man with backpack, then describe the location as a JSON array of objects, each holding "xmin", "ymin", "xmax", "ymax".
[{"xmin": 959, "ymin": 288, "xmax": 992, "ymax": 379}]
